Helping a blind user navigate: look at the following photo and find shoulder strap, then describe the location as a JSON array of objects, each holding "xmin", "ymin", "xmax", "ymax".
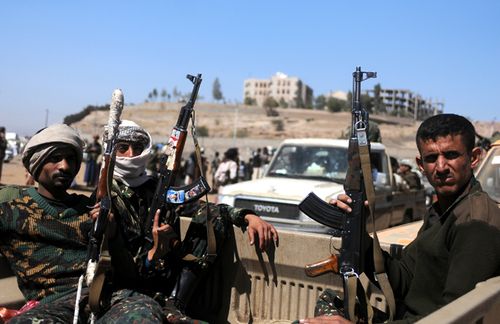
[{"xmin": 358, "ymin": 145, "xmax": 396, "ymax": 321}]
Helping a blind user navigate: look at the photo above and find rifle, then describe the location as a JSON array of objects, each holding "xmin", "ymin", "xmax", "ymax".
[
  {"xmin": 143, "ymin": 74, "xmax": 210, "ymax": 252},
  {"xmin": 86, "ymin": 89, "xmax": 124, "ymax": 314},
  {"xmin": 299, "ymin": 67, "xmax": 379, "ymax": 321}
]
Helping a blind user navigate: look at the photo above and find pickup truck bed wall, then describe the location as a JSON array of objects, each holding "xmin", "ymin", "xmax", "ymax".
[{"xmin": 1, "ymin": 218, "xmax": 499, "ymax": 323}]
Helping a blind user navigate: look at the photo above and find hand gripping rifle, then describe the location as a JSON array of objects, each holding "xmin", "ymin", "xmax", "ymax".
[
  {"xmin": 299, "ymin": 67, "xmax": 395, "ymax": 322},
  {"xmin": 143, "ymin": 74, "xmax": 210, "ymax": 255},
  {"xmin": 86, "ymin": 89, "xmax": 124, "ymax": 316}
]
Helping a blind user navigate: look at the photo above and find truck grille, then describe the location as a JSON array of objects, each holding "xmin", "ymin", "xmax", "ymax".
[{"xmin": 234, "ymin": 198, "xmax": 299, "ymax": 220}]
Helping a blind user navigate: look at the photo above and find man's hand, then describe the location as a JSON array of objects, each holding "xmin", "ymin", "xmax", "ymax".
[
  {"xmin": 147, "ymin": 209, "xmax": 177, "ymax": 262},
  {"xmin": 244, "ymin": 214, "xmax": 279, "ymax": 250},
  {"xmin": 329, "ymin": 193, "xmax": 368, "ymax": 213},
  {"xmin": 89, "ymin": 202, "xmax": 114, "ymax": 221},
  {"xmin": 299, "ymin": 315, "xmax": 353, "ymax": 324}
]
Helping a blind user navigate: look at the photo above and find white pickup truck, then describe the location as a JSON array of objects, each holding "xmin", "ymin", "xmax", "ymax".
[{"xmin": 219, "ymin": 138, "xmax": 426, "ymax": 233}]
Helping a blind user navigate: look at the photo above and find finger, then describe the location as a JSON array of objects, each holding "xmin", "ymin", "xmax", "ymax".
[
  {"xmin": 259, "ymin": 227, "xmax": 267, "ymax": 250},
  {"xmin": 153, "ymin": 209, "xmax": 161, "ymax": 229},
  {"xmin": 158, "ymin": 224, "xmax": 173, "ymax": 233},
  {"xmin": 247, "ymin": 228, "xmax": 255, "ymax": 246}
]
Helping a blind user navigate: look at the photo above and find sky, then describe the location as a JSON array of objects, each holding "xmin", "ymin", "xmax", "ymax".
[{"xmin": 1, "ymin": 1, "xmax": 499, "ymax": 136}]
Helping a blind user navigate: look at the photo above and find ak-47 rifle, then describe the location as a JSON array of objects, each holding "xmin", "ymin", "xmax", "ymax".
[
  {"xmin": 143, "ymin": 74, "xmax": 210, "ymax": 253},
  {"xmin": 86, "ymin": 89, "xmax": 124, "ymax": 315},
  {"xmin": 299, "ymin": 67, "xmax": 381, "ymax": 321}
]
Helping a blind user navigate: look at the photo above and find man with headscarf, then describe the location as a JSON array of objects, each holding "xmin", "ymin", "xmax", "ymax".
[
  {"xmin": 0, "ymin": 124, "xmax": 163, "ymax": 323},
  {"xmin": 90, "ymin": 120, "xmax": 279, "ymax": 323}
]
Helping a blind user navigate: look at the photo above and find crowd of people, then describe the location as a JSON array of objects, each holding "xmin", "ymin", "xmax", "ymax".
[{"xmin": 0, "ymin": 113, "xmax": 499, "ymax": 323}]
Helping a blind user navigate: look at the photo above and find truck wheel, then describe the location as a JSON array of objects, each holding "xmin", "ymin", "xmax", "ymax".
[{"xmin": 403, "ymin": 210, "xmax": 413, "ymax": 224}]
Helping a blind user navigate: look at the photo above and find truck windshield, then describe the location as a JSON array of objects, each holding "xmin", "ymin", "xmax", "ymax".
[
  {"xmin": 266, "ymin": 145, "xmax": 348, "ymax": 183},
  {"xmin": 475, "ymin": 148, "xmax": 500, "ymax": 202}
]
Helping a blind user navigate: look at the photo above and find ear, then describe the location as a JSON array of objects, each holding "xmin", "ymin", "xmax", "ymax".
[
  {"xmin": 470, "ymin": 147, "xmax": 481, "ymax": 169},
  {"xmin": 416, "ymin": 155, "xmax": 424, "ymax": 173}
]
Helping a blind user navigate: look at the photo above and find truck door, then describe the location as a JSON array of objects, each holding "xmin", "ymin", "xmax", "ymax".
[{"xmin": 371, "ymin": 151, "xmax": 394, "ymax": 231}]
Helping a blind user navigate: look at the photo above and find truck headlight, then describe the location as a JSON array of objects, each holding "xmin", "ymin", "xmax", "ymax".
[{"xmin": 217, "ymin": 194, "xmax": 235, "ymax": 206}]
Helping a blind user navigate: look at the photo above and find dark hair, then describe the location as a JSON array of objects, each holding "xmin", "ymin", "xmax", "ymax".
[
  {"xmin": 224, "ymin": 147, "xmax": 238, "ymax": 160},
  {"xmin": 416, "ymin": 114, "xmax": 476, "ymax": 152}
]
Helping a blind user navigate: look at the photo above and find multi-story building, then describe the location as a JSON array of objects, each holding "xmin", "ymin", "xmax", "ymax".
[
  {"xmin": 243, "ymin": 72, "xmax": 313, "ymax": 108},
  {"xmin": 367, "ymin": 88, "xmax": 443, "ymax": 120}
]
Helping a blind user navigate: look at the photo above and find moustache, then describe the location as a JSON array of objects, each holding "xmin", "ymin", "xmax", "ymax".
[{"xmin": 52, "ymin": 171, "xmax": 73, "ymax": 180}]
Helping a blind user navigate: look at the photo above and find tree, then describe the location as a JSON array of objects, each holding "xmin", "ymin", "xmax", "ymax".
[
  {"xmin": 172, "ymin": 87, "xmax": 181, "ymax": 102},
  {"xmin": 263, "ymin": 97, "xmax": 279, "ymax": 117},
  {"xmin": 278, "ymin": 98, "xmax": 288, "ymax": 108},
  {"xmin": 346, "ymin": 91, "xmax": 374, "ymax": 112},
  {"xmin": 244, "ymin": 97, "xmax": 256, "ymax": 106},
  {"xmin": 314, "ymin": 95, "xmax": 327, "ymax": 110},
  {"xmin": 326, "ymin": 97, "xmax": 347, "ymax": 112},
  {"xmin": 152, "ymin": 88, "xmax": 158, "ymax": 102},
  {"xmin": 161, "ymin": 89, "xmax": 168, "ymax": 102},
  {"xmin": 212, "ymin": 78, "xmax": 224, "ymax": 103}
]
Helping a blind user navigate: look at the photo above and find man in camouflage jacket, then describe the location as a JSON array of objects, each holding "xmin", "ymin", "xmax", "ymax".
[
  {"xmin": 89, "ymin": 120, "xmax": 279, "ymax": 323},
  {"xmin": 0, "ymin": 124, "xmax": 163, "ymax": 323}
]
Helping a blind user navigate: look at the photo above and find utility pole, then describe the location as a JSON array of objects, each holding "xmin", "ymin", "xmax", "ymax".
[{"xmin": 45, "ymin": 109, "xmax": 49, "ymax": 127}]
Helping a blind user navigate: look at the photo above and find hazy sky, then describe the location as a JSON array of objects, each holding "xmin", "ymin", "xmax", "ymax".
[{"xmin": 1, "ymin": 1, "xmax": 499, "ymax": 136}]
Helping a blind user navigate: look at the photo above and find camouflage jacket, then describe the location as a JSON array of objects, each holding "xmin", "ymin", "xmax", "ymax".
[
  {"xmin": 0, "ymin": 186, "xmax": 92, "ymax": 303},
  {"xmin": 107, "ymin": 178, "xmax": 252, "ymax": 282}
]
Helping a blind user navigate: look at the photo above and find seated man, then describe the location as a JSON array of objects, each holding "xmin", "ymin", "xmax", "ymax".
[
  {"xmin": 89, "ymin": 120, "xmax": 279, "ymax": 323},
  {"xmin": 300, "ymin": 114, "xmax": 500, "ymax": 323},
  {"xmin": 0, "ymin": 124, "xmax": 163, "ymax": 323}
]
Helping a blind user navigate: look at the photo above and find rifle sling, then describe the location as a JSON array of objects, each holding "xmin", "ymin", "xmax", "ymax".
[
  {"xmin": 358, "ymin": 144, "xmax": 396, "ymax": 321},
  {"xmin": 345, "ymin": 274, "xmax": 374, "ymax": 323},
  {"xmin": 191, "ymin": 112, "xmax": 217, "ymax": 262}
]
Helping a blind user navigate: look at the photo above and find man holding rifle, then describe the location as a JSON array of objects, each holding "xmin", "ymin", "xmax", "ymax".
[
  {"xmin": 89, "ymin": 120, "xmax": 278, "ymax": 323},
  {"xmin": 0, "ymin": 124, "xmax": 162, "ymax": 323},
  {"xmin": 301, "ymin": 113, "xmax": 500, "ymax": 323}
]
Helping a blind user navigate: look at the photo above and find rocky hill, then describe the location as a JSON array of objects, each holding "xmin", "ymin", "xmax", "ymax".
[{"xmin": 70, "ymin": 102, "xmax": 500, "ymax": 161}]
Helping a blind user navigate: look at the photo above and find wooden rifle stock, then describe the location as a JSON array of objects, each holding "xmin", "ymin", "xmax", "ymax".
[{"xmin": 305, "ymin": 254, "xmax": 339, "ymax": 277}]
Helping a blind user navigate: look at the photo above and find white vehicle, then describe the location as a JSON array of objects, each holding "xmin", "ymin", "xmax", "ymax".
[
  {"xmin": 219, "ymin": 138, "xmax": 426, "ymax": 233},
  {"xmin": 475, "ymin": 139, "xmax": 500, "ymax": 204}
]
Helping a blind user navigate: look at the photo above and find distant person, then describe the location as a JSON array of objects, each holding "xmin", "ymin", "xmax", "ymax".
[
  {"xmin": 398, "ymin": 159, "xmax": 423, "ymax": 190},
  {"xmin": 0, "ymin": 127, "xmax": 6, "ymax": 183},
  {"xmin": 251, "ymin": 148, "xmax": 263, "ymax": 180},
  {"xmin": 261, "ymin": 146, "xmax": 271, "ymax": 167},
  {"xmin": 210, "ymin": 151, "xmax": 220, "ymax": 191},
  {"xmin": 83, "ymin": 134, "xmax": 102, "ymax": 187},
  {"xmin": 214, "ymin": 148, "xmax": 239, "ymax": 191},
  {"xmin": 184, "ymin": 149, "xmax": 208, "ymax": 185}
]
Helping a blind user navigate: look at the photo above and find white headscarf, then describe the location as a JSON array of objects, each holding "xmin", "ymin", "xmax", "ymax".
[
  {"xmin": 22, "ymin": 124, "xmax": 85, "ymax": 179},
  {"xmin": 113, "ymin": 120, "xmax": 152, "ymax": 187}
]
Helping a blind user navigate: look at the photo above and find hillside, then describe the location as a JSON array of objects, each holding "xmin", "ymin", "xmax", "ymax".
[{"xmin": 70, "ymin": 102, "xmax": 500, "ymax": 161}]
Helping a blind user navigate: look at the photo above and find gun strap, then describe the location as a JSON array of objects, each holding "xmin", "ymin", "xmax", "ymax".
[
  {"xmin": 358, "ymin": 142, "xmax": 396, "ymax": 321},
  {"xmin": 344, "ymin": 275, "xmax": 374, "ymax": 323},
  {"xmin": 190, "ymin": 111, "xmax": 217, "ymax": 261},
  {"xmin": 88, "ymin": 226, "xmax": 112, "ymax": 314}
]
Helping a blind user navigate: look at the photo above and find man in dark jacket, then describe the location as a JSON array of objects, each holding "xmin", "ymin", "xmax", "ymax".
[{"xmin": 301, "ymin": 114, "xmax": 500, "ymax": 323}]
